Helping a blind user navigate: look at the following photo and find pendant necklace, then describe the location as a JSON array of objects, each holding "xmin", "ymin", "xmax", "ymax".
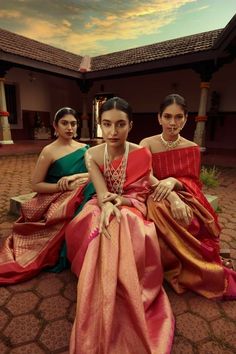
[
  {"xmin": 160, "ymin": 133, "xmax": 181, "ymax": 150},
  {"xmin": 104, "ymin": 142, "xmax": 129, "ymax": 195}
]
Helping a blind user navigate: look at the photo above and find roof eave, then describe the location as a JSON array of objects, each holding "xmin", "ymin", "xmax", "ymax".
[
  {"xmin": 0, "ymin": 51, "xmax": 82, "ymax": 79},
  {"xmin": 86, "ymin": 49, "xmax": 224, "ymax": 80}
]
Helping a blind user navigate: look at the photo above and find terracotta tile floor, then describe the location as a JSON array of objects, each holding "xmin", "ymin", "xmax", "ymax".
[{"xmin": 0, "ymin": 143, "xmax": 235, "ymax": 353}]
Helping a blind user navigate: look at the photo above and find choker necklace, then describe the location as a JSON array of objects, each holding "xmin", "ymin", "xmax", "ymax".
[
  {"xmin": 104, "ymin": 142, "xmax": 129, "ymax": 195},
  {"xmin": 160, "ymin": 133, "xmax": 181, "ymax": 150}
]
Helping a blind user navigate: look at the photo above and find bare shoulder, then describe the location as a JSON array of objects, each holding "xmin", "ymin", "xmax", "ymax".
[
  {"xmin": 74, "ymin": 141, "xmax": 88, "ymax": 149},
  {"xmin": 128, "ymin": 142, "xmax": 142, "ymax": 152},
  {"xmin": 140, "ymin": 135, "xmax": 156, "ymax": 147},
  {"xmin": 86, "ymin": 143, "xmax": 105, "ymax": 164},
  {"xmin": 180, "ymin": 137, "xmax": 198, "ymax": 148},
  {"xmin": 38, "ymin": 142, "xmax": 55, "ymax": 158}
]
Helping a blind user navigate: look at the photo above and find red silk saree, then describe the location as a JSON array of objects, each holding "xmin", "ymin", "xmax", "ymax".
[
  {"xmin": 0, "ymin": 146, "xmax": 94, "ymax": 284},
  {"xmin": 66, "ymin": 147, "xmax": 174, "ymax": 354},
  {"xmin": 148, "ymin": 146, "xmax": 236, "ymax": 299}
]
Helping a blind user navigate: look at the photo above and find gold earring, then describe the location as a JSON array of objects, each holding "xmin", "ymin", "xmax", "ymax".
[{"xmin": 73, "ymin": 132, "xmax": 78, "ymax": 138}]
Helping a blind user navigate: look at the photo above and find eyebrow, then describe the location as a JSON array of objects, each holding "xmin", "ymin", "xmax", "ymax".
[
  {"xmin": 60, "ymin": 119, "xmax": 77, "ymax": 122},
  {"xmin": 101, "ymin": 119, "xmax": 127, "ymax": 122}
]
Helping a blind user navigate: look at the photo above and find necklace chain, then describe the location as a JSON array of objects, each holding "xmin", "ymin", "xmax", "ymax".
[
  {"xmin": 104, "ymin": 142, "xmax": 129, "ymax": 195},
  {"xmin": 160, "ymin": 133, "xmax": 181, "ymax": 150}
]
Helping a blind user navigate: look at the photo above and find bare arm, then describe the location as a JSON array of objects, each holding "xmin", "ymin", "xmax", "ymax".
[
  {"xmin": 31, "ymin": 148, "xmax": 60, "ymax": 193},
  {"xmin": 32, "ymin": 148, "xmax": 89, "ymax": 193},
  {"xmin": 85, "ymin": 150, "xmax": 121, "ymax": 232},
  {"xmin": 85, "ymin": 150, "xmax": 109, "ymax": 206}
]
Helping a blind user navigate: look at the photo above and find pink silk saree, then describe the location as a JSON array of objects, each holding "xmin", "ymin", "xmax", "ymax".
[
  {"xmin": 148, "ymin": 146, "xmax": 236, "ymax": 299},
  {"xmin": 0, "ymin": 147, "xmax": 94, "ymax": 284},
  {"xmin": 66, "ymin": 147, "xmax": 174, "ymax": 354}
]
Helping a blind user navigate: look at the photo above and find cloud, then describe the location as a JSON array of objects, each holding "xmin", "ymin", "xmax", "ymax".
[
  {"xmin": 0, "ymin": 0, "xmax": 197, "ymax": 55},
  {"xmin": 0, "ymin": 9, "xmax": 21, "ymax": 18}
]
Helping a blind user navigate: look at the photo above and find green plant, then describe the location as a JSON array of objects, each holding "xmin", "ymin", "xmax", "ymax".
[{"xmin": 200, "ymin": 166, "xmax": 220, "ymax": 188}]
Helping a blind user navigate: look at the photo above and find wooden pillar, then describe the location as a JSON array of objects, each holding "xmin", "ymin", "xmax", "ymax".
[
  {"xmin": 77, "ymin": 79, "xmax": 93, "ymax": 141},
  {"xmin": 193, "ymin": 81, "xmax": 210, "ymax": 151},
  {"xmin": 0, "ymin": 77, "xmax": 13, "ymax": 144}
]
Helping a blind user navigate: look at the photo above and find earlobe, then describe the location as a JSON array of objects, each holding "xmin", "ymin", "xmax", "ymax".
[
  {"xmin": 129, "ymin": 121, "xmax": 133, "ymax": 131},
  {"xmin": 158, "ymin": 114, "xmax": 162, "ymax": 126}
]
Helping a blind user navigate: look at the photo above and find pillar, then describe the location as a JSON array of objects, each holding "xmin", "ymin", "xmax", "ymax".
[
  {"xmin": 0, "ymin": 77, "xmax": 13, "ymax": 144},
  {"xmin": 193, "ymin": 82, "xmax": 210, "ymax": 151},
  {"xmin": 77, "ymin": 79, "xmax": 93, "ymax": 141},
  {"xmin": 80, "ymin": 92, "xmax": 90, "ymax": 141}
]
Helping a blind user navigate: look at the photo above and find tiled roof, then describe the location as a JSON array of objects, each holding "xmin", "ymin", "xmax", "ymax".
[
  {"xmin": 0, "ymin": 27, "xmax": 224, "ymax": 74},
  {"xmin": 0, "ymin": 27, "xmax": 83, "ymax": 72},
  {"xmin": 91, "ymin": 29, "xmax": 223, "ymax": 71}
]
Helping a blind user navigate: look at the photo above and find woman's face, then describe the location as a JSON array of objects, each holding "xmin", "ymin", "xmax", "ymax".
[
  {"xmin": 100, "ymin": 108, "xmax": 132, "ymax": 147},
  {"xmin": 158, "ymin": 103, "xmax": 187, "ymax": 137},
  {"xmin": 54, "ymin": 114, "xmax": 78, "ymax": 139}
]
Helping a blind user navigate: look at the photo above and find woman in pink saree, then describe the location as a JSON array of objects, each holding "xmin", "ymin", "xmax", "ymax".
[
  {"xmin": 140, "ymin": 94, "xmax": 236, "ymax": 300},
  {"xmin": 66, "ymin": 97, "xmax": 174, "ymax": 354},
  {"xmin": 0, "ymin": 107, "xmax": 94, "ymax": 284}
]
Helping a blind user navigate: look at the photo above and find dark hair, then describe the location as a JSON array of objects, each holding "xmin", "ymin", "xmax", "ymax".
[
  {"xmin": 99, "ymin": 97, "xmax": 132, "ymax": 123},
  {"xmin": 159, "ymin": 94, "xmax": 188, "ymax": 116},
  {"xmin": 54, "ymin": 107, "xmax": 78, "ymax": 125}
]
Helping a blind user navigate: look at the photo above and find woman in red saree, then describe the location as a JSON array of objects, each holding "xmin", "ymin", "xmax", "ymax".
[
  {"xmin": 140, "ymin": 94, "xmax": 236, "ymax": 300},
  {"xmin": 66, "ymin": 97, "xmax": 174, "ymax": 354},
  {"xmin": 0, "ymin": 107, "xmax": 94, "ymax": 284}
]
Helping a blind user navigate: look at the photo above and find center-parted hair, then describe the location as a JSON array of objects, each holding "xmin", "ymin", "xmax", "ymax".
[
  {"xmin": 159, "ymin": 94, "xmax": 188, "ymax": 116},
  {"xmin": 54, "ymin": 107, "xmax": 78, "ymax": 125},
  {"xmin": 99, "ymin": 97, "xmax": 133, "ymax": 123}
]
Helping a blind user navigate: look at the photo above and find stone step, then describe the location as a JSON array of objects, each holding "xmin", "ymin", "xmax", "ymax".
[
  {"xmin": 204, "ymin": 194, "xmax": 218, "ymax": 211},
  {"xmin": 10, "ymin": 192, "xmax": 37, "ymax": 216}
]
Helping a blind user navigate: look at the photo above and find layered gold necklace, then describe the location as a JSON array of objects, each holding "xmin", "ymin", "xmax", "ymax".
[
  {"xmin": 104, "ymin": 142, "xmax": 129, "ymax": 195},
  {"xmin": 160, "ymin": 133, "xmax": 181, "ymax": 150}
]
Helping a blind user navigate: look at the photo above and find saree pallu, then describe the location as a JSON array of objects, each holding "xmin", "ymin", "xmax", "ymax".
[
  {"xmin": 66, "ymin": 148, "xmax": 174, "ymax": 354},
  {"xmin": 0, "ymin": 146, "xmax": 94, "ymax": 284},
  {"xmin": 149, "ymin": 146, "xmax": 236, "ymax": 299}
]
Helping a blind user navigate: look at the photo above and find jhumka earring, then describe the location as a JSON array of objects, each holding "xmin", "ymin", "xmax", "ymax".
[
  {"xmin": 54, "ymin": 131, "xmax": 58, "ymax": 137},
  {"xmin": 74, "ymin": 132, "xmax": 78, "ymax": 138}
]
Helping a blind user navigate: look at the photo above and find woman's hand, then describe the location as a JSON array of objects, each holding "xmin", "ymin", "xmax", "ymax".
[
  {"xmin": 99, "ymin": 201, "xmax": 121, "ymax": 238},
  {"xmin": 152, "ymin": 177, "xmax": 177, "ymax": 201},
  {"xmin": 169, "ymin": 195, "xmax": 193, "ymax": 225},
  {"xmin": 57, "ymin": 175, "xmax": 88, "ymax": 191},
  {"xmin": 102, "ymin": 192, "xmax": 123, "ymax": 207}
]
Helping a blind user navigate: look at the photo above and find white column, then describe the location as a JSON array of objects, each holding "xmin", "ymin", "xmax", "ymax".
[{"xmin": 0, "ymin": 78, "xmax": 13, "ymax": 144}]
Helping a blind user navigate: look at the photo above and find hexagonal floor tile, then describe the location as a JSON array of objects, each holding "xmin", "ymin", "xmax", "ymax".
[
  {"xmin": 0, "ymin": 287, "xmax": 11, "ymax": 306},
  {"xmin": 221, "ymin": 301, "xmax": 236, "ymax": 320},
  {"xmin": 198, "ymin": 340, "xmax": 235, "ymax": 354},
  {"xmin": 8, "ymin": 278, "xmax": 38, "ymax": 292},
  {"xmin": 176, "ymin": 313, "xmax": 210, "ymax": 342},
  {"xmin": 211, "ymin": 317, "xmax": 236, "ymax": 339},
  {"xmin": 63, "ymin": 281, "xmax": 77, "ymax": 302},
  {"xmin": 171, "ymin": 336, "xmax": 194, "ymax": 354},
  {"xmin": 168, "ymin": 291, "xmax": 189, "ymax": 316},
  {"xmin": 10, "ymin": 343, "xmax": 45, "ymax": 354},
  {"xmin": 57, "ymin": 269, "xmax": 77, "ymax": 284},
  {"xmin": 68, "ymin": 302, "xmax": 76, "ymax": 323},
  {"xmin": 6, "ymin": 292, "xmax": 39, "ymax": 315},
  {"xmin": 0, "ymin": 340, "xmax": 8, "ymax": 354},
  {"xmin": 188, "ymin": 297, "xmax": 221, "ymax": 321},
  {"xmin": 38, "ymin": 295, "xmax": 70, "ymax": 321},
  {"xmin": 0, "ymin": 309, "xmax": 9, "ymax": 332},
  {"xmin": 36, "ymin": 275, "xmax": 64, "ymax": 297},
  {"xmin": 4, "ymin": 314, "xmax": 41, "ymax": 345},
  {"xmin": 39, "ymin": 319, "xmax": 72, "ymax": 352}
]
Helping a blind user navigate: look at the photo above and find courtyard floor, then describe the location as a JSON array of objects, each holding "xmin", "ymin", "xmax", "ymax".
[{"xmin": 0, "ymin": 142, "xmax": 235, "ymax": 354}]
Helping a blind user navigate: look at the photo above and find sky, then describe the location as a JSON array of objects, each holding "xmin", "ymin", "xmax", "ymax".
[{"xmin": 0, "ymin": 0, "xmax": 236, "ymax": 57}]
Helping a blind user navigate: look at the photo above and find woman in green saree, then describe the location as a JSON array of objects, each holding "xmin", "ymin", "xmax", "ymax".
[{"xmin": 0, "ymin": 107, "xmax": 94, "ymax": 284}]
